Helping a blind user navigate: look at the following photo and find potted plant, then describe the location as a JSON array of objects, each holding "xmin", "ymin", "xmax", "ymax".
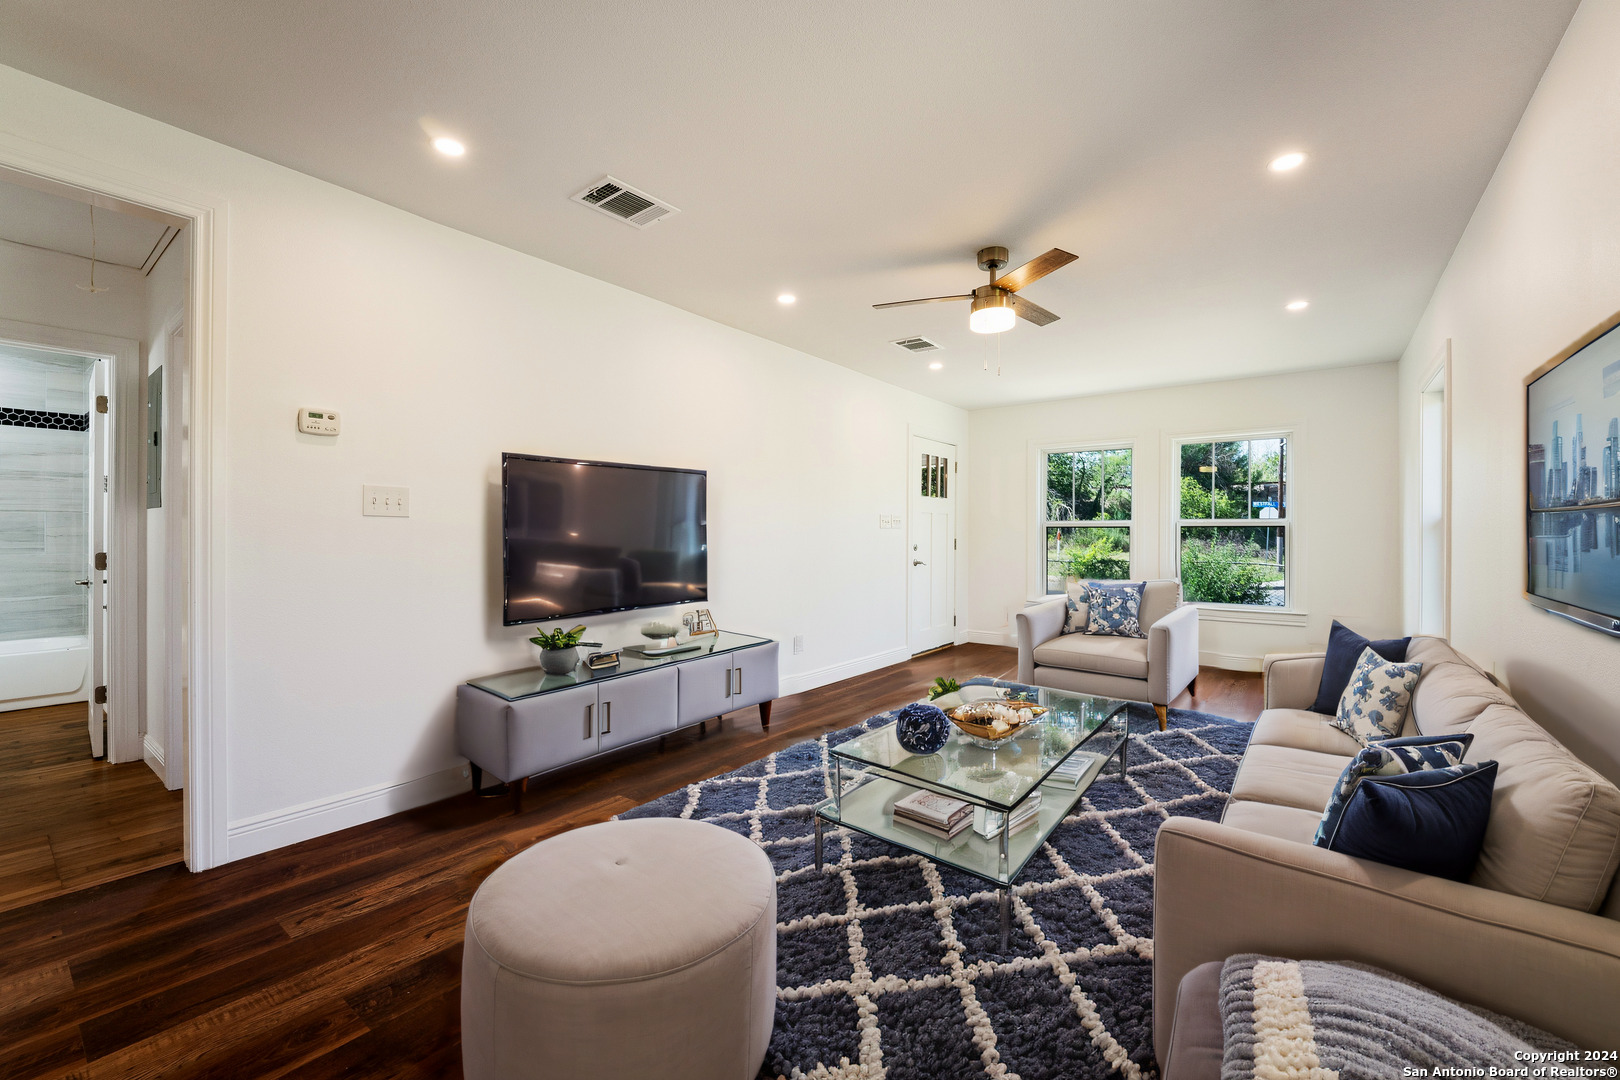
[{"xmin": 529, "ymin": 624, "xmax": 601, "ymax": 675}]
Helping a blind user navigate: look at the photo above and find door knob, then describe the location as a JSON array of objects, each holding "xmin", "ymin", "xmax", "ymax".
[{"xmin": 912, "ymin": 560, "xmax": 926, "ymax": 566}]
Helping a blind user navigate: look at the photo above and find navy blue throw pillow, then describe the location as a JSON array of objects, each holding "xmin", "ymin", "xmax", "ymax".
[
  {"xmin": 1325, "ymin": 761, "xmax": 1497, "ymax": 881},
  {"xmin": 1310, "ymin": 620, "xmax": 1412, "ymax": 715}
]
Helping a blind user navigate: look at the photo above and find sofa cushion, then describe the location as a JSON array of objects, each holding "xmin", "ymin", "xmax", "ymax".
[
  {"xmin": 1309, "ymin": 619, "xmax": 1411, "ymax": 715},
  {"xmin": 1219, "ymin": 800, "xmax": 1325, "ymax": 845},
  {"xmin": 1228, "ymin": 744, "xmax": 1352, "ymax": 812},
  {"xmin": 1330, "ymin": 647, "xmax": 1423, "ymax": 745},
  {"xmin": 1313, "ymin": 734, "xmax": 1477, "ymax": 850},
  {"xmin": 1032, "ymin": 632, "xmax": 1149, "ymax": 680},
  {"xmin": 1250, "ymin": 708, "xmax": 1365, "ymax": 756},
  {"xmin": 1408, "ymin": 654, "xmax": 1520, "ymax": 736},
  {"xmin": 1465, "ymin": 704, "xmax": 1620, "ymax": 912},
  {"xmin": 1085, "ymin": 580, "xmax": 1146, "ymax": 637},
  {"xmin": 1324, "ymin": 762, "xmax": 1498, "ymax": 882}
]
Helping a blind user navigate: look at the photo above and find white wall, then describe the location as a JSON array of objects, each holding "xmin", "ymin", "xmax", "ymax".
[
  {"xmin": 141, "ymin": 229, "xmax": 186, "ymax": 786},
  {"xmin": 0, "ymin": 64, "xmax": 968, "ymax": 860},
  {"xmin": 967, "ymin": 363, "xmax": 1402, "ymax": 668},
  {"xmin": 1398, "ymin": 0, "xmax": 1620, "ymax": 784}
]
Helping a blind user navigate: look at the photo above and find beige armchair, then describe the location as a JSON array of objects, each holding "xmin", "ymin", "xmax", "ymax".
[{"xmin": 1014, "ymin": 579, "xmax": 1200, "ymax": 730}]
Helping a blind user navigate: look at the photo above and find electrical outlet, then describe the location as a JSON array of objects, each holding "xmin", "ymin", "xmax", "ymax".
[
  {"xmin": 362, "ymin": 485, "xmax": 410, "ymax": 517},
  {"xmin": 793, "ymin": 634, "xmax": 804, "ymax": 655}
]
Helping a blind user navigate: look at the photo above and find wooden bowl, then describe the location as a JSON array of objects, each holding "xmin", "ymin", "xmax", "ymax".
[{"xmin": 947, "ymin": 702, "xmax": 1047, "ymax": 742}]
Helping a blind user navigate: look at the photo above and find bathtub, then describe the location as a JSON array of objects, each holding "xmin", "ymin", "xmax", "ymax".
[{"xmin": 0, "ymin": 635, "xmax": 90, "ymax": 711}]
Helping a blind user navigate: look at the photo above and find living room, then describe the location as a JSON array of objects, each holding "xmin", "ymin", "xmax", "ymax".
[{"xmin": 0, "ymin": 1, "xmax": 1616, "ymax": 1076}]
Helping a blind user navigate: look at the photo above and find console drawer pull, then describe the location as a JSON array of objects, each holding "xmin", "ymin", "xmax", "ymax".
[
  {"xmin": 584, "ymin": 704, "xmax": 593, "ymax": 739},
  {"xmin": 603, "ymin": 701, "xmax": 612, "ymax": 735}
]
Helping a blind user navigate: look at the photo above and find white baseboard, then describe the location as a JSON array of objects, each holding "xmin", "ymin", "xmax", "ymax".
[
  {"xmin": 226, "ymin": 764, "xmax": 470, "ymax": 862},
  {"xmin": 960, "ymin": 629, "xmax": 1012, "ymax": 647},
  {"xmin": 1200, "ymin": 650, "xmax": 1263, "ymax": 672},
  {"xmin": 779, "ymin": 646, "xmax": 912, "ymax": 697}
]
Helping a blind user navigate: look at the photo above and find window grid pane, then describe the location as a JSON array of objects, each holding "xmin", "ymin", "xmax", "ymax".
[
  {"xmin": 1176, "ymin": 437, "xmax": 1290, "ymax": 607},
  {"xmin": 1045, "ymin": 524, "xmax": 1132, "ymax": 593}
]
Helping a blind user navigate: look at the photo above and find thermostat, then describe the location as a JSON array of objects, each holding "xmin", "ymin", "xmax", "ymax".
[{"xmin": 298, "ymin": 407, "xmax": 341, "ymax": 436}]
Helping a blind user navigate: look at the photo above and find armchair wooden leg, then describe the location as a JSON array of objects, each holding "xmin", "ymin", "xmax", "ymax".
[{"xmin": 1153, "ymin": 704, "xmax": 1168, "ymax": 731}]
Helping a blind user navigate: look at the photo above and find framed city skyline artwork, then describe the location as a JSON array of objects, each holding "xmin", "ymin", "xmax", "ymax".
[{"xmin": 1525, "ymin": 310, "xmax": 1620, "ymax": 638}]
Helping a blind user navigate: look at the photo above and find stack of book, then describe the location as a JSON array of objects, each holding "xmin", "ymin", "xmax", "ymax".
[
  {"xmin": 892, "ymin": 790, "xmax": 973, "ymax": 840},
  {"xmin": 973, "ymin": 790, "xmax": 1043, "ymax": 839},
  {"xmin": 1047, "ymin": 751, "xmax": 1105, "ymax": 788}
]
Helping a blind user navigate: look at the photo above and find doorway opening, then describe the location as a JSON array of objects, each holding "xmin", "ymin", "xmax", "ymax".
[
  {"xmin": 0, "ymin": 169, "xmax": 192, "ymax": 906},
  {"xmin": 1418, "ymin": 342, "xmax": 1451, "ymax": 638}
]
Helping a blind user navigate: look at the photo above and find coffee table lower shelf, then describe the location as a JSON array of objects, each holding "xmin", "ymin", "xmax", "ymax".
[{"xmin": 812, "ymin": 755, "xmax": 1119, "ymax": 949}]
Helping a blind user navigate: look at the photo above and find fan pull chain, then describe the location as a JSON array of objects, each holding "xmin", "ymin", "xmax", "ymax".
[{"xmin": 77, "ymin": 204, "xmax": 109, "ymax": 294}]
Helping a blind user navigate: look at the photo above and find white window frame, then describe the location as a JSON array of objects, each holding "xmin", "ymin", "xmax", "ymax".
[
  {"xmin": 1032, "ymin": 439, "xmax": 1138, "ymax": 597},
  {"xmin": 1167, "ymin": 428, "xmax": 1306, "ymax": 624}
]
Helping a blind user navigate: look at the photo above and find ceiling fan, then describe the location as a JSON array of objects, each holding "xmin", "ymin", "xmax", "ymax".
[{"xmin": 874, "ymin": 245, "xmax": 1078, "ymax": 334}]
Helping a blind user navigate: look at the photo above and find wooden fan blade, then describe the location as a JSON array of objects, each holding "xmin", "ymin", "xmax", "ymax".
[
  {"xmin": 1009, "ymin": 293, "xmax": 1060, "ymax": 326},
  {"xmin": 873, "ymin": 294, "xmax": 974, "ymax": 310},
  {"xmin": 993, "ymin": 248, "xmax": 1078, "ymax": 292}
]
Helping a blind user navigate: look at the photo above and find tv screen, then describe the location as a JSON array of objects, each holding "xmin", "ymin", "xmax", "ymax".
[
  {"xmin": 503, "ymin": 454, "xmax": 707, "ymax": 624},
  {"xmin": 1526, "ymin": 317, "xmax": 1620, "ymax": 635}
]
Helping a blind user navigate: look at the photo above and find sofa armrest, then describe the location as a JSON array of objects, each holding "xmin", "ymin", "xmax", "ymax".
[
  {"xmin": 1148, "ymin": 603, "xmax": 1199, "ymax": 706},
  {"xmin": 1015, "ymin": 598, "xmax": 1067, "ymax": 683},
  {"xmin": 1261, "ymin": 652, "xmax": 1325, "ymax": 710},
  {"xmin": 1152, "ymin": 816, "xmax": 1620, "ymax": 1060}
]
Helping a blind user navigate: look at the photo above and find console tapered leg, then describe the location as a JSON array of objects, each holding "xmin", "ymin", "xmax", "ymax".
[
  {"xmin": 470, "ymin": 763, "xmax": 482, "ymax": 794},
  {"xmin": 511, "ymin": 776, "xmax": 527, "ymax": 815},
  {"xmin": 759, "ymin": 700, "xmax": 772, "ymax": 729}
]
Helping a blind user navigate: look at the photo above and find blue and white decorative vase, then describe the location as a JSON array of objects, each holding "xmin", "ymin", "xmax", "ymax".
[{"xmin": 895, "ymin": 702, "xmax": 951, "ymax": 755}]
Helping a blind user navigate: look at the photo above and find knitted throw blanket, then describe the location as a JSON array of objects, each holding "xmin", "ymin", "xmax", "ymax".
[{"xmin": 1219, "ymin": 955, "xmax": 1578, "ymax": 1080}]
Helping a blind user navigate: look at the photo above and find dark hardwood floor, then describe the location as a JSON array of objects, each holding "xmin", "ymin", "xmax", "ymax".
[
  {"xmin": 0, "ymin": 645, "xmax": 1259, "ymax": 1079},
  {"xmin": 0, "ymin": 704, "xmax": 183, "ymax": 914}
]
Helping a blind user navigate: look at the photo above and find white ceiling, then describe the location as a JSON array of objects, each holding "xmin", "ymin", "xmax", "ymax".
[
  {"xmin": 0, "ymin": 1, "xmax": 1577, "ymax": 408},
  {"xmin": 0, "ymin": 178, "xmax": 174, "ymax": 270}
]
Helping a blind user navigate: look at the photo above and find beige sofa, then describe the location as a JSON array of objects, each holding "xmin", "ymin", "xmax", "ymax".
[
  {"xmin": 1015, "ymin": 579, "xmax": 1199, "ymax": 730},
  {"xmin": 1154, "ymin": 636, "xmax": 1620, "ymax": 1058}
]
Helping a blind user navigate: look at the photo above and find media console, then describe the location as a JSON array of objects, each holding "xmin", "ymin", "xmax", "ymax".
[{"xmin": 456, "ymin": 631, "xmax": 780, "ymax": 813}]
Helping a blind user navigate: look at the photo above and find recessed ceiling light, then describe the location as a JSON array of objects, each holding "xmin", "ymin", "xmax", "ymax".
[
  {"xmin": 777, "ymin": 293, "xmax": 796, "ymax": 305},
  {"xmin": 432, "ymin": 136, "xmax": 466, "ymax": 157},
  {"xmin": 1286, "ymin": 299, "xmax": 1310, "ymax": 312},
  {"xmin": 928, "ymin": 362, "xmax": 943, "ymax": 370},
  {"xmin": 1269, "ymin": 152, "xmax": 1306, "ymax": 173}
]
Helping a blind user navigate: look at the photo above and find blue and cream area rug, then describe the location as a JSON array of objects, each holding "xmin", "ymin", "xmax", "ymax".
[{"xmin": 618, "ymin": 682, "xmax": 1253, "ymax": 1080}]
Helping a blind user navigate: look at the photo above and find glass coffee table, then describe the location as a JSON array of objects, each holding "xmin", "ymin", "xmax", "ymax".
[{"xmin": 814, "ymin": 687, "xmax": 1134, "ymax": 948}]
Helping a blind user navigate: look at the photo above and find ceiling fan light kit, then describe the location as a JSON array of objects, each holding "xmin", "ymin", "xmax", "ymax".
[
  {"xmin": 969, "ymin": 286, "xmax": 1016, "ymax": 334},
  {"xmin": 875, "ymin": 245, "xmax": 1076, "ymax": 347}
]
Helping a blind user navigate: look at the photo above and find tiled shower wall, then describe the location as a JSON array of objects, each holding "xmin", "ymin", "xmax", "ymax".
[{"xmin": 0, "ymin": 347, "xmax": 93, "ymax": 642}]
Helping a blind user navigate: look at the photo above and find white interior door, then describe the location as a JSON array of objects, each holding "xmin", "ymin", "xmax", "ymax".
[
  {"xmin": 908, "ymin": 436, "xmax": 956, "ymax": 654},
  {"xmin": 88, "ymin": 358, "xmax": 107, "ymax": 757}
]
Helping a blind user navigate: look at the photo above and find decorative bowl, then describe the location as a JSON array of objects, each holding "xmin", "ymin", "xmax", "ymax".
[
  {"xmin": 641, "ymin": 621, "xmax": 682, "ymax": 648},
  {"xmin": 947, "ymin": 700, "xmax": 1047, "ymax": 745},
  {"xmin": 894, "ymin": 702, "xmax": 951, "ymax": 755}
]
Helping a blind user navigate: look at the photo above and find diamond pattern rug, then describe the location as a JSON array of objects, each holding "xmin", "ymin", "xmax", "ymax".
[{"xmin": 617, "ymin": 684, "xmax": 1253, "ymax": 1080}]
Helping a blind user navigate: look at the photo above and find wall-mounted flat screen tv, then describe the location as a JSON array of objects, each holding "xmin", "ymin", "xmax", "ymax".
[
  {"xmin": 503, "ymin": 453, "xmax": 707, "ymax": 625},
  {"xmin": 1526, "ymin": 315, "xmax": 1620, "ymax": 638}
]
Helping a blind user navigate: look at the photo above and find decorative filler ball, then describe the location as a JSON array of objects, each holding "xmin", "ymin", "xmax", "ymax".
[{"xmin": 895, "ymin": 702, "xmax": 952, "ymax": 755}]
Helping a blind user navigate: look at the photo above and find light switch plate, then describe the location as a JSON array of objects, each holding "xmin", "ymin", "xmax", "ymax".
[
  {"xmin": 362, "ymin": 485, "xmax": 409, "ymax": 517},
  {"xmin": 298, "ymin": 407, "xmax": 340, "ymax": 435}
]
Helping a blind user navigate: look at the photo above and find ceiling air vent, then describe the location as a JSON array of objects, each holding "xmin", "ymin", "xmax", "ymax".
[
  {"xmin": 892, "ymin": 336, "xmax": 942, "ymax": 354},
  {"xmin": 571, "ymin": 176, "xmax": 680, "ymax": 229}
]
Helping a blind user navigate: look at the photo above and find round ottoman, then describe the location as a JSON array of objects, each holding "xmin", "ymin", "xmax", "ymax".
[{"xmin": 461, "ymin": 817, "xmax": 777, "ymax": 1080}]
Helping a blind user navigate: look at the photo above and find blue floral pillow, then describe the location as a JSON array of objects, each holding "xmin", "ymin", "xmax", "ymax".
[
  {"xmin": 1313, "ymin": 733, "xmax": 1473, "ymax": 848},
  {"xmin": 1330, "ymin": 646, "xmax": 1423, "ymax": 744},
  {"xmin": 1085, "ymin": 581, "xmax": 1146, "ymax": 638},
  {"xmin": 1062, "ymin": 592, "xmax": 1086, "ymax": 635}
]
